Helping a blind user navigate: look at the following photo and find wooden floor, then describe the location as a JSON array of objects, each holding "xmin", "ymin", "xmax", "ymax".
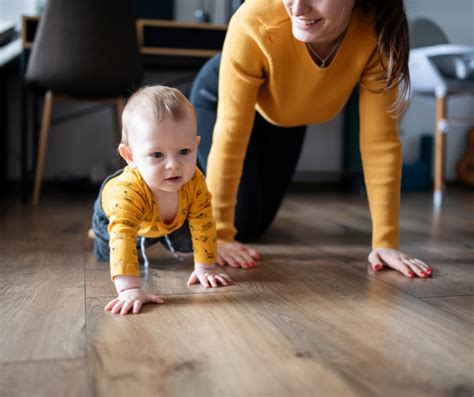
[{"xmin": 0, "ymin": 187, "xmax": 473, "ymax": 397}]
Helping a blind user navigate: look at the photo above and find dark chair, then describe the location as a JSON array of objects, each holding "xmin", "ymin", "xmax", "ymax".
[{"xmin": 26, "ymin": 0, "xmax": 143, "ymax": 206}]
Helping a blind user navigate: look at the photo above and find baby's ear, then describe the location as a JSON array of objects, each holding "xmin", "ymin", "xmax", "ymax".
[{"xmin": 118, "ymin": 144, "xmax": 134, "ymax": 167}]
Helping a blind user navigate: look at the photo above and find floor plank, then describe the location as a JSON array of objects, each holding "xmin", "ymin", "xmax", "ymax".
[
  {"xmin": 0, "ymin": 238, "xmax": 85, "ymax": 362},
  {"xmin": 362, "ymin": 262, "xmax": 474, "ymax": 298},
  {"xmin": 270, "ymin": 192, "xmax": 474, "ymax": 298},
  {"xmin": 422, "ymin": 296, "xmax": 474, "ymax": 325},
  {"xmin": 0, "ymin": 199, "xmax": 87, "ymax": 362},
  {"xmin": 87, "ymin": 294, "xmax": 358, "ymax": 397},
  {"xmin": 85, "ymin": 248, "xmax": 244, "ymax": 299},
  {"xmin": 1, "ymin": 188, "xmax": 473, "ymax": 396},
  {"xmin": 246, "ymin": 260, "xmax": 474, "ymax": 397},
  {"xmin": 87, "ymin": 258, "xmax": 473, "ymax": 396},
  {"xmin": 0, "ymin": 359, "xmax": 85, "ymax": 397}
]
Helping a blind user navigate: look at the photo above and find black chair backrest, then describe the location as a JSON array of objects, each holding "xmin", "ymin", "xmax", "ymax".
[{"xmin": 26, "ymin": 0, "xmax": 143, "ymax": 98}]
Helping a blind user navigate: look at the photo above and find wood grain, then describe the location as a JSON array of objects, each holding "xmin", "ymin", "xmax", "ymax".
[
  {"xmin": 87, "ymin": 294, "xmax": 358, "ymax": 397},
  {"xmin": 0, "ymin": 260, "xmax": 85, "ymax": 361},
  {"xmin": 87, "ymin": 258, "xmax": 474, "ymax": 396},
  {"xmin": 0, "ymin": 222, "xmax": 86, "ymax": 361},
  {"xmin": 247, "ymin": 260, "xmax": 474, "ymax": 397},
  {"xmin": 0, "ymin": 359, "xmax": 85, "ymax": 397},
  {"xmin": 422, "ymin": 296, "xmax": 474, "ymax": 325},
  {"xmin": 85, "ymin": 248, "xmax": 244, "ymax": 299},
  {"xmin": 1, "ymin": 188, "xmax": 473, "ymax": 396}
]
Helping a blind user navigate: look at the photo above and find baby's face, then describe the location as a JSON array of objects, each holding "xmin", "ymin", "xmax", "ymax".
[{"xmin": 127, "ymin": 109, "xmax": 199, "ymax": 195}]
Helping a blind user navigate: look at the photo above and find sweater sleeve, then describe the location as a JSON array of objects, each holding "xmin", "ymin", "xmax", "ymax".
[
  {"xmin": 188, "ymin": 170, "xmax": 218, "ymax": 265},
  {"xmin": 359, "ymin": 48, "xmax": 402, "ymax": 249},
  {"xmin": 205, "ymin": 12, "xmax": 268, "ymax": 242},
  {"xmin": 104, "ymin": 180, "xmax": 148, "ymax": 279}
]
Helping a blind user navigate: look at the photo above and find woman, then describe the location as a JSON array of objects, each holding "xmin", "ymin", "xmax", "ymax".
[{"xmin": 190, "ymin": 0, "xmax": 432, "ymax": 278}]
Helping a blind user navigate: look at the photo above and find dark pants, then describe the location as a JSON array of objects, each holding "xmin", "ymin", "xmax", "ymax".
[
  {"xmin": 189, "ymin": 54, "xmax": 306, "ymax": 242},
  {"xmin": 91, "ymin": 169, "xmax": 193, "ymax": 261}
]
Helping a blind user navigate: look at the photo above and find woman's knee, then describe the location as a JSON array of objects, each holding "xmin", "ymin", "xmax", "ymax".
[
  {"xmin": 235, "ymin": 225, "xmax": 267, "ymax": 243},
  {"xmin": 234, "ymin": 210, "xmax": 267, "ymax": 242}
]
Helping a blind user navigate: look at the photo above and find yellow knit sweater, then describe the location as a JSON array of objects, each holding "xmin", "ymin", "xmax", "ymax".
[{"xmin": 206, "ymin": 0, "xmax": 402, "ymax": 249}]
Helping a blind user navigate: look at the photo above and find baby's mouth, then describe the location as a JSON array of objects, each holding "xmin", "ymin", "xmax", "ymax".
[{"xmin": 165, "ymin": 176, "xmax": 182, "ymax": 183}]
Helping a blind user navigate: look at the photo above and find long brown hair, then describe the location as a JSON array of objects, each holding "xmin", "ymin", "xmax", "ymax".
[{"xmin": 356, "ymin": 0, "xmax": 410, "ymax": 115}]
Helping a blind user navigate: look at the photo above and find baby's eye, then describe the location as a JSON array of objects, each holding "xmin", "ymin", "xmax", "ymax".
[
  {"xmin": 151, "ymin": 152, "xmax": 163, "ymax": 158},
  {"xmin": 179, "ymin": 149, "xmax": 191, "ymax": 155}
]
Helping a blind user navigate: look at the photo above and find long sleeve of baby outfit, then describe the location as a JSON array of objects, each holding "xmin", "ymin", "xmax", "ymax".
[
  {"xmin": 187, "ymin": 170, "xmax": 218, "ymax": 264},
  {"xmin": 104, "ymin": 172, "xmax": 151, "ymax": 279}
]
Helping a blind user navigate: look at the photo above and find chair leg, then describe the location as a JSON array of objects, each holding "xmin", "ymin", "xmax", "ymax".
[
  {"xmin": 113, "ymin": 96, "xmax": 126, "ymax": 167},
  {"xmin": 433, "ymin": 96, "xmax": 446, "ymax": 210},
  {"xmin": 113, "ymin": 96, "xmax": 125, "ymax": 145},
  {"xmin": 32, "ymin": 91, "xmax": 54, "ymax": 207}
]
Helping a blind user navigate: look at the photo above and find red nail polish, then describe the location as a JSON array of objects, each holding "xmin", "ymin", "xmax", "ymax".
[
  {"xmin": 408, "ymin": 271, "xmax": 415, "ymax": 277},
  {"xmin": 420, "ymin": 272, "xmax": 427, "ymax": 277},
  {"xmin": 374, "ymin": 264, "xmax": 382, "ymax": 271}
]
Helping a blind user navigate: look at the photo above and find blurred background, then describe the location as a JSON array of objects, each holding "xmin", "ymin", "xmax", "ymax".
[{"xmin": 1, "ymin": 0, "xmax": 473, "ymax": 198}]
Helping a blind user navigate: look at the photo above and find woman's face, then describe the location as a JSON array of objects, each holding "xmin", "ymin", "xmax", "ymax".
[{"xmin": 283, "ymin": 0, "xmax": 356, "ymax": 44}]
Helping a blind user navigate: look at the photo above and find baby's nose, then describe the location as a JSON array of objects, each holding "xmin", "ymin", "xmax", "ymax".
[{"xmin": 165, "ymin": 156, "xmax": 180, "ymax": 169}]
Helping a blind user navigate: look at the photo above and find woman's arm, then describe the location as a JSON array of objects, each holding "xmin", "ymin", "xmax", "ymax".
[
  {"xmin": 206, "ymin": 11, "xmax": 268, "ymax": 243},
  {"xmin": 359, "ymin": 48, "xmax": 402, "ymax": 249},
  {"xmin": 358, "ymin": 48, "xmax": 432, "ymax": 278}
]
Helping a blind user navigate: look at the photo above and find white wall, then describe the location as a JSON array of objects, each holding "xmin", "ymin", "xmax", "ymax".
[{"xmin": 0, "ymin": 0, "xmax": 37, "ymax": 29}]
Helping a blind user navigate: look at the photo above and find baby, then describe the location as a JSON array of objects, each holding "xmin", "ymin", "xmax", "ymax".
[{"xmin": 91, "ymin": 85, "xmax": 231, "ymax": 315}]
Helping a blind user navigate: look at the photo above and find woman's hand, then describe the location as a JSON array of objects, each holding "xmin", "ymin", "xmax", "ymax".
[
  {"xmin": 105, "ymin": 288, "xmax": 165, "ymax": 315},
  {"xmin": 187, "ymin": 263, "xmax": 232, "ymax": 287},
  {"xmin": 368, "ymin": 248, "xmax": 432, "ymax": 278},
  {"xmin": 217, "ymin": 241, "xmax": 261, "ymax": 269}
]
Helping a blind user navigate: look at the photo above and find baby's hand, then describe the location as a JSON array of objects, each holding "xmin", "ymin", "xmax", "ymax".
[
  {"xmin": 187, "ymin": 263, "xmax": 232, "ymax": 288},
  {"xmin": 105, "ymin": 287, "xmax": 165, "ymax": 315}
]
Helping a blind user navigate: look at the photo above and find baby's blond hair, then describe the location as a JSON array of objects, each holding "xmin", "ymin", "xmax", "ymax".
[{"xmin": 121, "ymin": 85, "xmax": 195, "ymax": 145}]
